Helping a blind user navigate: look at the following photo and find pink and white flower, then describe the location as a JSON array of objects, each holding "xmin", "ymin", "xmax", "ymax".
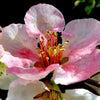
[
  {"xmin": 0, "ymin": 3, "xmax": 100, "ymax": 86},
  {"xmin": 6, "ymin": 78, "xmax": 100, "ymax": 100}
]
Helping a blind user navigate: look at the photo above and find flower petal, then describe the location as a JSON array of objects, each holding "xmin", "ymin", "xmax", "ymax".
[
  {"xmin": 53, "ymin": 49, "xmax": 100, "ymax": 85},
  {"xmin": 62, "ymin": 18, "xmax": 100, "ymax": 62},
  {"xmin": 24, "ymin": 3, "xmax": 65, "ymax": 35},
  {"xmin": 0, "ymin": 24, "xmax": 40, "ymax": 61},
  {"xmin": 0, "ymin": 24, "xmax": 40, "ymax": 69},
  {"xmin": 0, "ymin": 45, "xmax": 4, "ymax": 58},
  {"xmin": 6, "ymin": 79, "xmax": 47, "ymax": 100},
  {"xmin": 7, "ymin": 64, "xmax": 60, "ymax": 81},
  {"xmin": 0, "ymin": 61, "xmax": 17, "ymax": 90},
  {"xmin": 63, "ymin": 89, "xmax": 100, "ymax": 100},
  {"xmin": 58, "ymin": 19, "xmax": 100, "ymax": 85},
  {"xmin": 0, "ymin": 74, "xmax": 17, "ymax": 90},
  {"xmin": 0, "ymin": 51, "xmax": 34, "ymax": 70}
]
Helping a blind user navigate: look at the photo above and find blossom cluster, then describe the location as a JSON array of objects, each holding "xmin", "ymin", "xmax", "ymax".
[{"xmin": 0, "ymin": 3, "xmax": 100, "ymax": 100}]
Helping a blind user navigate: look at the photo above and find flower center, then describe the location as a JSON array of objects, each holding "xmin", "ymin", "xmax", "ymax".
[
  {"xmin": 34, "ymin": 89, "xmax": 63, "ymax": 100},
  {"xmin": 35, "ymin": 31, "xmax": 69, "ymax": 68},
  {"xmin": 34, "ymin": 80, "xmax": 63, "ymax": 100}
]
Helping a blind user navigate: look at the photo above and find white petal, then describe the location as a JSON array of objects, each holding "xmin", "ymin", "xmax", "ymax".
[
  {"xmin": 63, "ymin": 89, "xmax": 100, "ymax": 100},
  {"xmin": 0, "ymin": 62, "xmax": 17, "ymax": 90},
  {"xmin": 6, "ymin": 79, "xmax": 47, "ymax": 100},
  {"xmin": 0, "ymin": 74, "xmax": 17, "ymax": 90}
]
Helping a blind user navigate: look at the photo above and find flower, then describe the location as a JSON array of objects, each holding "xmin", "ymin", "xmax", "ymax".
[
  {"xmin": 0, "ymin": 3, "xmax": 100, "ymax": 86},
  {"xmin": 63, "ymin": 88, "xmax": 100, "ymax": 100},
  {"xmin": 0, "ymin": 3, "xmax": 100, "ymax": 100},
  {"xmin": 5, "ymin": 78, "xmax": 100, "ymax": 100},
  {"xmin": 6, "ymin": 79, "xmax": 48, "ymax": 100},
  {"xmin": 54, "ymin": 18, "xmax": 100, "ymax": 85}
]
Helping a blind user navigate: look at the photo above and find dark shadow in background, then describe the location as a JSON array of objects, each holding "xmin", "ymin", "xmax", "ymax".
[{"xmin": 0, "ymin": 0, "xmax": 100, "ymax": 27}]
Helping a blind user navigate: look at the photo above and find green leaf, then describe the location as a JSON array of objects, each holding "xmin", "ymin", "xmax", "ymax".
[
  {"xmin": 96, "ymin": 3, "xmax": 100, "ymax": 7},
  {"xmin": 84, "ymin": 5, "xmax": 94, "ymax": 15},
  {"xmin": 96, "ymin": 0, "xmax": 100, "ymax": 8},
  {"xmin": 74, "ymin": 0, "xmax": 96, "ymax": 15},
  {"xmin": 84, "ymin": 0, "xmax": 96, "ymax": 15},
  {"xmin": 74, "ymin": 0, "xmax": 81, "ymax": 7},
  {"xmin": 74, "ymin": 0, "xmax": 86, "ymax": 7}
]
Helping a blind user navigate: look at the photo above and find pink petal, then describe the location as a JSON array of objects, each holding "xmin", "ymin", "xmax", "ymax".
[
  {"xmin": 0, "ymin": 24, "xmax": 40, "ymax": 61},
  {"xmin": 53, "ymin": 49, "xmax": 100, "ymax": 85},
  {"xmin": 24, "ymin": 3, "xmax": 65, "ymax": 35},
  {"xmin": 62, "ymin": 18, "xmax": 100, "ymax": 44},
  {"xmin": 7, "ymin": 64, "xmax": 60, "ymax": 81},
  {"xmin": 54, "ymin": 18, "xmax": 100, "ymax": 85},
  {"xmin": 0, "ymin": 51, "xmax": 33, "ymax": 69},
  {"xmin": 62, "ymin": 18, "xmax": 100, "ymax": 62}
]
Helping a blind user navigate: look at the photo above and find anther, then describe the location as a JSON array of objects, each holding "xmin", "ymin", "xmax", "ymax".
[
  {"xmin": 41, "ymin": 36, "xmax": 44, "ymax": 40},
  {"xmin": 65, "ymin": 40, "xmax": 69, "ymax": 45},
  {"xmin": 59, "ymin": 57, "xmax": 69, "ymax": 65}
]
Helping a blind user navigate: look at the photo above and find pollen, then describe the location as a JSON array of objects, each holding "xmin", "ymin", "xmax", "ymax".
[
  {"xmin": 64, "ymin": 40, "xmax": 69, "ymax": 45},
  {"xmin": 0, "ymin": 62, "xmax": 8, "ymax": 76},
  {"xmin": 35, "ymin": 30, "xmax": 69, "ymax": 68}
]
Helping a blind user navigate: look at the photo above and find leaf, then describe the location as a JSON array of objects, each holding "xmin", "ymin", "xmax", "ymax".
[
  {"xmin": 74, "ymin": 0, "xmax": 86, "ymax": 7},
  {"xmin": 74, "ymin": 0, "xmax": 96, "ymax": 15},
  {"xmin": 84, "ymin": 5, "xmax": 94, "ymax": 15},
  {"xmin": 84, "ymin": 0, "xmax": 96, "ymax": 15},
  {"xmin": 96, "ymin": 0, "xmax": 100, "ymax": 8}
]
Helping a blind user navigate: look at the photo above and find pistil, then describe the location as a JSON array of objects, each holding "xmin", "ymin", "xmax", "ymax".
[{"xmin": 35, "ymin": 31, "xmax": 69, "ymax": 68}]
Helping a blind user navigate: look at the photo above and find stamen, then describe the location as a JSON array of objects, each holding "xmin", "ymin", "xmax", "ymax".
[
  {"xmin": 59, "ymin": 57, "xmax": 69, "ymax": 65},
  {"xmin": 34, "ymin": 89, "xmax": 63, "ymax": 100},
  {"xmin": 46, "ymin": 57, "xmax": 50, "ymax": 66},
  {"xmin": 35, "ymin": 30, "xmax": 69, "ymax": 68},
  {"xmin": 65, "ymin": 40, "xmax": 69, "ymax": 45},
  {"xmin": 41, "ymin": 36, "xmax": 44, "ymax": 41}
]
